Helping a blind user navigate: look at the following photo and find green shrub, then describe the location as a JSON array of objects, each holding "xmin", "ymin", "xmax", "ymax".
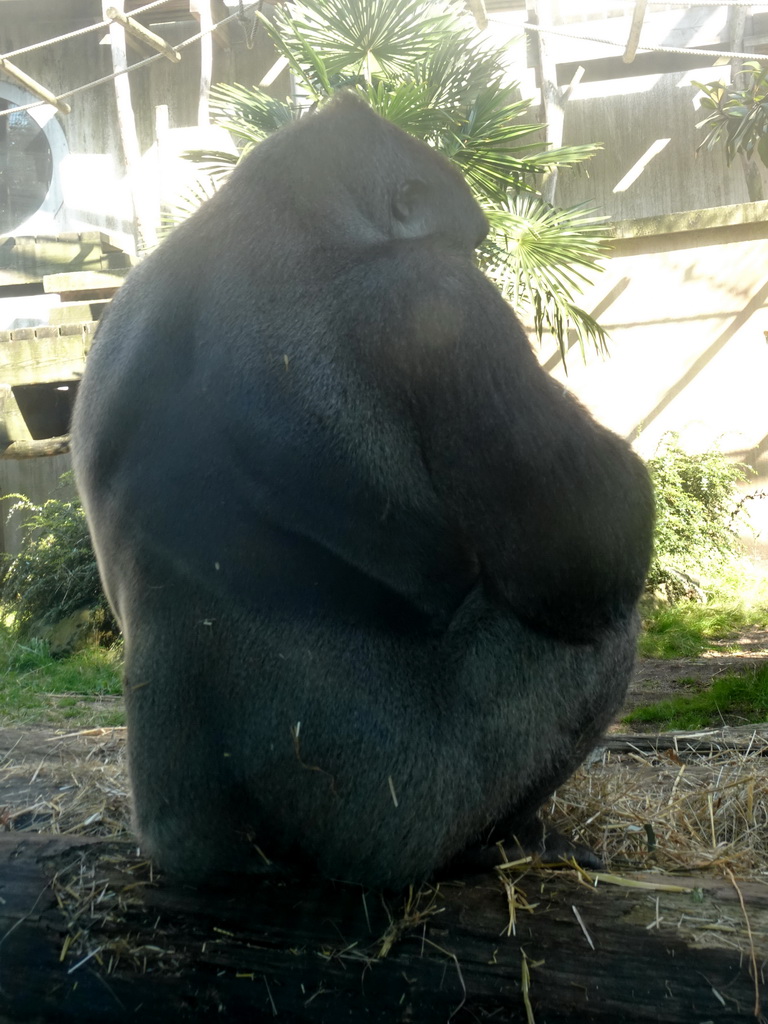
[
  {"xmin": 1, "ymin": 474, "xmax": 117, "ymax": 642},
  {"xmin": 645, "ymin": 434, "xmax": 753, "ymax": 598}
]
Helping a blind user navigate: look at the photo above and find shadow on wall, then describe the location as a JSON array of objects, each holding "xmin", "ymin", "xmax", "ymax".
[{"xmin": 626, "ymin": 278, "xmax": 768, "ymax": 444}]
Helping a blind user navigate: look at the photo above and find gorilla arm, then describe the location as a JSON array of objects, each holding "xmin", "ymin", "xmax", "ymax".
[{"xmin": 368, "ymin": 250, "xmax": 654, "ymax": 645}]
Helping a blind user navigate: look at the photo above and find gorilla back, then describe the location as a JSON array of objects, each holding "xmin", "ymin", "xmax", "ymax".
[{"xmin": 72, "ymin": 92, "xmax": 653, "ymax": 889}]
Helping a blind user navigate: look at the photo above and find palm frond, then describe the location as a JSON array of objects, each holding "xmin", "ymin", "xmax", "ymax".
[
  {"xmin": 257, "ymin": 9, "xmax": 332, "ymax": 101},
  {"xmin": 363, "ymin": 80, "xmax": 456, "ymax": 136},
  {"xmin": 180, "ymin": 148, "xmax": 239, "ymax": 186},
  {"xmin": 482, "ymin": 196, "xmax": 611, "ymax": 359},
  {"xmin": 210, "ymin": 84, "xmax": 301, "ymax": 145},
  {"xmin": 409, "ymin": 30, "xmax": 510, "ymax": 111},
  {"xmin": 270, "ymin": 0, "xmax": 462, "ymax": 82},
  {"xmin": 442, "ymin": 85, "xmax": 600, "ymax": 202},
  {"xmin": 158, "ymin": 174, "xmax": 221, "ymax": 242}
]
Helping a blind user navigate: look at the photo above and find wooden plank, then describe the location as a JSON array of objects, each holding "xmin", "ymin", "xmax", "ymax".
[
  {"xmin": 0, "ymin": 329, "xmax": 93, "ymax": 384},
  {"xmin": 49, "ymin": 302, "xmax": 110, "ymax": 325},
  {"xmin": 0, "ymin": 832, "xmax": 761, "ymax": 1022},
  {"xmin": 58, "ymin": 289, "xmax": 119, "ymax": 302},
  {"xmin": 623, "ymin": 0, "xmax": 647, "ymax": 64},
  {"xmin": 42, "ymin": 272, "xmax": 127, "ymax": 295},
  {"xmin": 0, "ymin": 235, "xmax": 130, "ymax": 288},
  {"xmin": 0, "ymin": 326, "xmax": 94, "ymax": 441}
]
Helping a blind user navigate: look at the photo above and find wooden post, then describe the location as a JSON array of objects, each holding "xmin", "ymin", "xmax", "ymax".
[
  {"xmin": 0, "ymin": 436, "xmax": 70, "ymax": 459},
  {"xmin": 102, "ymin": 0, "xmax": 157, "ymax": 251},
  {"xmin": 530, "ymin": 0, "xmax": 564, "ymax": 206},
  {"xmin": 191, "ymin": 0, "xmax": 214, "ymax": 127},
  {"xmin": 155, "ymin": 104, "xmax": 170, "ymax": 227}
]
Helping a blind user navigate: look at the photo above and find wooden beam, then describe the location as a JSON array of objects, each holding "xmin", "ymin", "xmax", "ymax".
[
  {"xmin": 623, "ymin": 0, "xmax": 648, "ymax": 64},
  {"xmin": 105, "ymin": 6, "xmax": 181, "ymax": 62},
  {"xmin": 42, "ymin": 272, "xmax": 126, "ymax": 296},
  {"xmin": 466, "ymin": 0, "xmax": 487, "ymax": 32},
  {"xmin": 0, "ymin": 59, "xmax": 70, "ymax": 114}
]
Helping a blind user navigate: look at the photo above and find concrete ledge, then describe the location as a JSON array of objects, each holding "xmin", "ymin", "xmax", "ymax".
[{"xmin": 611, "ymin": 201, "xmax": 768, "ymax": 240}]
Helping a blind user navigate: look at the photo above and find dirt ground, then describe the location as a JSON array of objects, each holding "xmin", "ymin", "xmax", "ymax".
[{"xmin": 622, "ymin": 625, "xmax": 768, "ymax": 725}]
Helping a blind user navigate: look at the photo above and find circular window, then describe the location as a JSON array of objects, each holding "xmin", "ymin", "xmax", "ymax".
[{"xmin": 0, "ymin": 98, "xmax": 54, "ymax": 233}]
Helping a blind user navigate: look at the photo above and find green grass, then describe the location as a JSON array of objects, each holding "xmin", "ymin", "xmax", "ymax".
[
  {"xmin": 624, "ymin": 663, "xmax": 768, "ymax": 731},
  {"xmin": 0, "ymin": 624, "xmax": 123, "ymax": 727},
  {"xmin": 639, "ymin": 599, "xmax": 768, "ymax": 659}
]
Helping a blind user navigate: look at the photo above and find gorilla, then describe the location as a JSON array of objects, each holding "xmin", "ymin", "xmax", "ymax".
[{"xmin": 71, "ymin": 91, "xmax": 653, "ymax": 890}]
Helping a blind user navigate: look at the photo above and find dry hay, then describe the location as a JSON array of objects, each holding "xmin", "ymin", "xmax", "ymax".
[
  {"xmin": 0, "ymin": 727, "xmax": 131, "ymax": 838},
  {"xmin": 3, "ymin": 724, "xmax": 768, "ymax": 876},
  {"xmin": 546, "ymin": 730, "xmax": 768, "ymax": 880},
  {"xmin": 3, "ymin": 724, "xmax": 768, "ymax": 881}
]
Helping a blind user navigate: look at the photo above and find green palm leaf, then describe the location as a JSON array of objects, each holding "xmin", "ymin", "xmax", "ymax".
[
  {"xmin": 210, "ymin": 84, "xmax": 300, "ymax": 144},
  {"xmin": 269, "ymin": 0, "xmax": 460, "ymax": 83},
  {"xmin": 484, "ymin": 196, "xmax": 611, "ymax": 356}
]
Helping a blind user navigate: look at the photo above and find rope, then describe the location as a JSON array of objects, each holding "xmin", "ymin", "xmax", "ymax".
[
  {"xmin": 3, "ymin": 1, "xmax": 762, "ymax": 119},
  {"xmin": 523, "ymin": 21, "xmax": 768, "ymax": 62},
  {"xmin": 636, "ymin": 2, "xmax": 758, "ymax": 6},
  {"xmin": 0, "ymin": 0, "xmax": 173, "ymax": 62},
  {"xmin": 0, "ymin": 3, "xmax": 262, "ymax": 118}
]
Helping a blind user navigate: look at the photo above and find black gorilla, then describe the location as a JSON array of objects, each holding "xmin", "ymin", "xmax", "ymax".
[{"xmin": 71, "ymin": 92, "xmax": 653, "ymax": 889}]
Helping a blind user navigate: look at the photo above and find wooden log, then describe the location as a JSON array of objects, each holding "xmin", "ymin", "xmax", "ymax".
[
  {"xmin": 0, "ymin": 832, "xmax": 761, "ymax": 1022},
  {"xmin": 606, "ymin": 724, "xmax": 768, "ymax": 755},
  {"xmin": 0, "ymin": 59, "xmax": 70, "ymax": 114},
  {"xmin": 0, "ymin": 435, "xmax": 71, "ymax": 459}
]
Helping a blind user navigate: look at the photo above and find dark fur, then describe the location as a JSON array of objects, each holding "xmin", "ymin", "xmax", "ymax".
[{"xmin": 71, "ymin": 93, "xmax": 654, "ymax": 889}]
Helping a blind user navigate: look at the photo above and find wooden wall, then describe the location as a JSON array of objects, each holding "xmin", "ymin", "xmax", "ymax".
[
  {"xmin": 552, "ymin": 68, "xmax": 763, "ymax": 222},
  {"xmin": 0, "ymin": 1, "xmax": 285, "ymax": 247}
]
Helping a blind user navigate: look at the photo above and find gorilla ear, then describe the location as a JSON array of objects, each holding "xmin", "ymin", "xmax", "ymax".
[{"xmin": 392, "ymin": 179, "xmax": 429, "ymax": 226}]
